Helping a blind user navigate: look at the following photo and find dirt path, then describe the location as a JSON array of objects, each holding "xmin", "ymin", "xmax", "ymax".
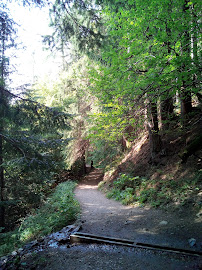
[
  {"xmin": 4, "ymin": 169, "xmax": 201, "ymax": 269},
  {"xmin": 75, "ymin": 169, "xmax": 202, "ymax": 251}
]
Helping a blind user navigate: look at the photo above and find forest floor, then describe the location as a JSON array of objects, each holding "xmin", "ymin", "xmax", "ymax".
[{"xmin": 4, "ymin": 168, "xmax": 201, "ymax": 270}]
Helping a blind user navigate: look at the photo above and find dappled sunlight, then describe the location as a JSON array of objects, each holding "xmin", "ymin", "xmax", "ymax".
[
  {"xmin": 127, "ymin": 215, "xmax": 144, "ymax": 221},
  {"xmin": 78, "ymin": 169, "xmax": 104, "ymax": 187},
  {"xmin": 136, "ymin": 228, "xmax": 157, "ymax": 235},
  {"xmin": 78, "ymin": 185, "xmax": 99, "ymax": 190},
  {"xmin": 75, "ymin": 169, "xmax": 202, "ymax": 252},
  {"xmin": 82, "ymin": 202, "xmax": 132, "ymax": 212},
  {"xmin": 194, "ymin": 217, "xmax": 202, "ymax": 224},
  {"xmin": 83, "ymin": 203, "xmax": 101, "ymax": 207},
  {"xmin": 121, "ymin": 134, "xmax": 148, "ymax": 164}
]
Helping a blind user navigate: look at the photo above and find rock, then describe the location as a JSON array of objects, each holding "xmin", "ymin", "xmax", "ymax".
[
  {"xmin": 11, "ymin": 251, "xmax": 17, "ymax": 256},
  {"xmin": 0, "ymin": 256, "xmax": 8, "ymax": 265},
  {"xmin": 124, "ymin": 220, "xmax": 133, "ymax": 225},
  {"xmin": 49, "ymin": 225, "xmax": 81, "ymax": 243},
  {"xmin": 24, "ymin": 240, "xmax": 38, "ymax": 250},
  {"xmin": 72, "ymin": 225, "xmax": 81, "ymax": 234},
  {"xmin": 196, "ymin": 210, "xmax": 202, "ymax": 218},
  {"xmin": 188, "ymin": 238, "xmax": 196, "ymax": 247},
  {"xmin": 51, "ymin": 231, "xmax": 69, "ymax": 242},
  {"xmin": 48, "ymin": 240, "xmax": 59, "ymax": 248},
  {"xmin": 159, "ymin": 221, "xmax": 168, "ymax": 225}
]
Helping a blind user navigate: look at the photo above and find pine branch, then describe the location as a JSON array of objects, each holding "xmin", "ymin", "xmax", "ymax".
[
  {"xmin": 62, "ymin": 0, "xmax": 83, "ymax": 29},
  {"xmin": 3, "ymin": 87, "xmax": 72, "ymax": 119},
  {"xmin": 0, "ymin": 133, "xmax": 27, "ymax": 159}
]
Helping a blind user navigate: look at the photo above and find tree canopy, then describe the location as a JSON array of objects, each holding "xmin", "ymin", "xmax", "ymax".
[{"xmin": 43, "ymin": 0, "xmax": 201, "ymax": 162}]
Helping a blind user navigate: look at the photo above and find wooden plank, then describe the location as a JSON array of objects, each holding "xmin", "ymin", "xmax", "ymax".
[{"xmin": 70, "ymin": 233, "xmax": 202, "ymax": 257}]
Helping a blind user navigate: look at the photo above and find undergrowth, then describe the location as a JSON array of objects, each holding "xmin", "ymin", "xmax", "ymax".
[
  {"xmin": 0, "ymin": 181, "xmax": 80, "ymax": 257},
  {"xmin": 100, "ymin": 170, "xmax": 202, "ymax": 207}
]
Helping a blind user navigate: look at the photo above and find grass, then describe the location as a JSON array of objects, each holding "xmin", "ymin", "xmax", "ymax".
[
  {"xmin": 102, "ymin": 170, "xmax": 202, "ymax": 208},
  {"xmin": 0, "ymin": 181, "xmax": 80, "ymax": 257}
]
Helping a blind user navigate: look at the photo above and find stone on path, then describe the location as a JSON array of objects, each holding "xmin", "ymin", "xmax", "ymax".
[{"xmin": 159, "ymin": 221, "xmax": 168, "ymax": 226}]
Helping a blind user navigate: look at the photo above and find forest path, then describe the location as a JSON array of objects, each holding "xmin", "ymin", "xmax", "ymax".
[
  {"xmin": 5, "ymin": 169, "xmax": 201, "ymax": 270},
  {"xmin": 75, "ymin": 168, "xmax": 202, "ymax": 251}
]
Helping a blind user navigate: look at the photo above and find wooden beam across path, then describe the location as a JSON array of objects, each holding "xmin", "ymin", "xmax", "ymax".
[{"xmin": 70, "ymin": 232, "xmax": 202, "ymax": 257}]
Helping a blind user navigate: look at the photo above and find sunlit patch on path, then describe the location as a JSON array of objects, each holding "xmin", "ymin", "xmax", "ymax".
[{"xmin": 75, "ymin": 169, "xmax": 202, "ymax": 253}]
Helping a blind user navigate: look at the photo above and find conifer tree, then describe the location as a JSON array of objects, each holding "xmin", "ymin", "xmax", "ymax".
[
  {"xmin": 0, "ymin": 2, "xmax": 72, "ymax": 230},
  {"xmin": 44, "ymin": 0, "xmax": 105, "ymax": 57},
  {"xmin": 0, "ymin": 7, "xmax": 17, "ymax": 230}
]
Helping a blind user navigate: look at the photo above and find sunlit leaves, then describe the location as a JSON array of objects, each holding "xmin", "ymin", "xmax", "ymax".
[{"xmin": 85, "ymin": 0, "xmax": 201, "ymax": 144}]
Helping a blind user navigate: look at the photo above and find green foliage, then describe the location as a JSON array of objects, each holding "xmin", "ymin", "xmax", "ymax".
[
  {"xmin": 106, "ymin": 174, "xmax": 147, "ymax": 205},
  {"xmin": 0, "ymin": 181, "xmax": 80, "ymax": 257},
  {"xmin": 107, "ymin": 186, "xmax": 135, "ymax": 205},
  {"xmin": 113, "ymin": 174, "xmax": 141, "ymax": 189},
  {"xmin": 0, "ymin": 0, "xmax": 73, "ymax": 230},
  {"xmin": 1, "ymin": 96, "xmax": 72, "ymax": 227},
  {"xmin": 0, "ymin": 229, "xmax": 20, "ymax": 257},
  {"xmin": 86, "ymin": 0, "xmax": 201, "ymax": 139},
  {"xmin": 45, "ymin": 0, "xmax": 105, "ymax": 55},
  {"xmin": 37, "ymin": 0, "xmax": 202, "ymax": 172},
  {"xmin": 106, "ymin": 171, "xmax": 202, "ymax": 207},
  {"xmin": 34, "ymin": 56, "xmax": 101, "ymax": 171},
  {"xmin": 87, "ymin": 139, "xmax": 123, "ymax": 168},
  {"xmin": 19, "ymin": 181, "xmax": 79, "ymax": 240}
]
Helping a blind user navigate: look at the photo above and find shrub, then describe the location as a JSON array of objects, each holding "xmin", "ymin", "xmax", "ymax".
[
  {"xmin": 106, "ymin": 171, "xmax": 202, "ymax": 207},
  {"xmin": 19, "ymin": 181, "xmax": 80, "ymax": 241},
  {"xmin": 0, "ymin": 181, "xmax": 80, "ymax": 257}
]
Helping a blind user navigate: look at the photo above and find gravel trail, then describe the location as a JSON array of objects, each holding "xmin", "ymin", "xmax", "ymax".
[
  {"xmin": 75, "ymin": 169, "xmax": 202, "ymax": 251},
  {"xmin": 5, "ymin": 169, "xmax": 201, "ymax": 269}
]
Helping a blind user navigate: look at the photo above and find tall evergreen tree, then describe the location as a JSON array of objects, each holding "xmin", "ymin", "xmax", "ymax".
[
  {"xmin": 0, "ymin": 7, "xmax": 17, "ymax": 230},
  {"xmin": 0, "ymin": 2, "xmax": 72, "ymax": 231},
  {"xmin": 44, "ymin": 0, "xmax": 106, "ymax": 58}
]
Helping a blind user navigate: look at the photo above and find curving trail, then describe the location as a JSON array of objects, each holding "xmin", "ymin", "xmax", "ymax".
[
  {"xmin": 10, "ymin": 169, "xmax": 201, "ymax": 270},
  {"xmin": 75, "ymin": 169, "xmax": 202, "ymax": 250}
]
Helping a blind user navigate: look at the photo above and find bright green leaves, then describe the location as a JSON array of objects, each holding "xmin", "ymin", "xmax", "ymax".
[{"xmin": 86, "ymin": 0, "xmax": 201, "ymax": 146}]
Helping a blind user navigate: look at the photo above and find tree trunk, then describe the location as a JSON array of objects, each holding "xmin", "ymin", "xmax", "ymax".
[
  {"xmin": 148, "ymin": 101, "xmax": 162, "ymax": 160},
  {"xmin": 120, "ymin": 136, "xmax": 127, "ymax": 152},
  {"xmin": 180, "ymin": 85, "xmax": 192, "ymax": 117},
  {"xmin": 160, "ymin": 22, "xmax": 174, "ymax": 131},
  {"xmin": 180, "ymin": 0, "xmax": 192, "ymax": 123},
  {"xmin": 160, "ymin": 96, "xmax": 174, "ymax": 131},
  {"xmin": 150, "ymin": 101, "xmax": 159, "ymax": 133},
  {"xmin": 191, "ymin": 3, "xmax": 200, "ymax": 104},
  {"xmin": 0, "ymin": 134, "xmax": 5, "ymax": 230},
  {"xmin": 0, "ymin": 85, "xmax": 5, "ymax": 230}
]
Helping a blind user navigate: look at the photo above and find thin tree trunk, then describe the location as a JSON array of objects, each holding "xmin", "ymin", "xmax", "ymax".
[
  {"xmin": 0, "ymin": 24, "xmax": 5, "ymax": 229},
  {"xmin": 160, "ymin": 97, "xmax": 174, "ymax": 131},
  {"xmin": 151, "ymin": 101, "xmax": 159, "ymax": 133},
  {"xmin": 160, "ymin": 21, "xmax": 174, "ymax": 131},
  {"xmin": 191, "ymin": 3, "xmax": 200, "ymax": 104},
  {"xmin": 0, "ymin": 85, "xmax": 5, "ymax": 230},
  {"xmin": 180, "ymin": 82, "xmax": 192, "ymax": 117},
  {"xmin": 148, "ymin": 101, "xmax": 162, "ymax": 160},
  {"xmin": 0, "ymin": 134, "xmax": 5, "ymax": 230},
  {"xmin": 180, "ymin": 0, "xmax": 192, "ymax": 123}
]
